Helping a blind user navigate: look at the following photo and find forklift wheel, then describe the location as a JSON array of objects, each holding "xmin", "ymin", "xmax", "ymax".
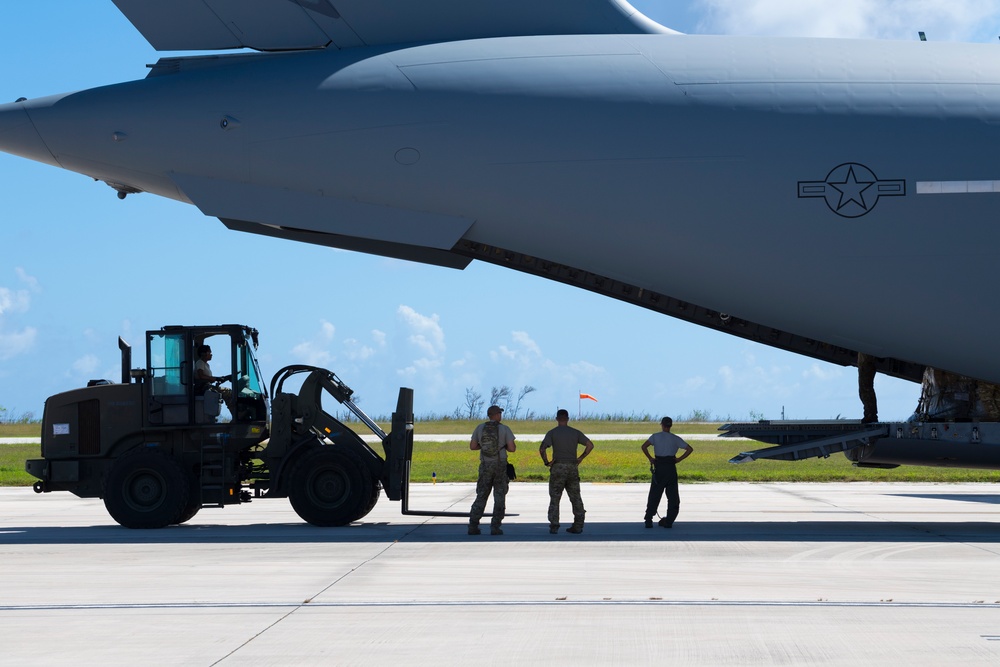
[
  {"xmin": 354, "ymin": 477, "xmax": 381, "ymax": 522},
  {"xmin": 173, "ymin": 476, "xmax": 202, "ymax": 525},
  {"xmin": 287, "ymin": 447, "xmax": 373, "ymax": 526},
  {"xmin": 104, "ymin": 448, "xmax": 189, "ymax": 529}
]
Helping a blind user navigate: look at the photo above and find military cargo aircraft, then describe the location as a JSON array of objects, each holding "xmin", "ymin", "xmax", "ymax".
[{"xmin": 3, "ymin": 0, "xmax": 1000, "ymax": 467}]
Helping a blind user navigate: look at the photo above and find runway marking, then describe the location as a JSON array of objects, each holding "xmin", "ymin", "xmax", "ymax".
[{"xmin": 4, "ymin": 600, "xmax": 1000, "ymax": 612}]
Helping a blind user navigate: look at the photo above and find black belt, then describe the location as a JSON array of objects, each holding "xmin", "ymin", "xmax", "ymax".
[{"xmin": 655, "ymin": 455, "xmax": 676, "ymax": 461}]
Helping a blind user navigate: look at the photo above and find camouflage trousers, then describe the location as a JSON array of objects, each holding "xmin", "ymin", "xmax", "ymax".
[
  {"xmin": 469, "ymin": 459, "xmax": 508, "ymax": 528},
  {"xmin": 548, "ymin": 462, "xmax": 585, "ymax": 527}
]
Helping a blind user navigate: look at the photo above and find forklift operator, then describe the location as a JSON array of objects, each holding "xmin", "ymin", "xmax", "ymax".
[{"xmin": 194, "ymin": 345, "xmax": 233, "ymax": 408}]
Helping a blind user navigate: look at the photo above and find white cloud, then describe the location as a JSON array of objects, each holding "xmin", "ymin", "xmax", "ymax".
[
  {"xmin": 343, "ymin": 337, "xmax": 375, "ymax": 362},
  {"xmin": 492, "ymin": 330, "xmax": 545, "ymax": 366},
  {"xmin": 717, "ymin": 352, "xmax": 798, "ymax": 399},
  {"xmin": 395, "ymin": 306, "xmax": 449, "ymax": 391},
  {"xmin": 398, "ymin": 356, "xmax": 443, "ymax": 376},
  {"xmin": 511, "ymin": 330, "xmax": 542, "ymax": 357},
  {"xmin": 562, "ymin": 359, "xmax": 605, "ymax": 377},
  {"xmin": 0, "ymin": 287, "xmax": 31, "ymax": 316},
  {"xmin": 397, "ymin": 305, "xmax": 444, "ymax": 358},
  {"xmin": 0, "ymin": 327, "xmax": 37, "ymax": 360},
  {"xmin": 371, "ymin": 329, "xmax": 387, "ymax": 347},
  {"xmin": 487, "ymin": 331, "xmax": 610, "ymax": 410},
  {"xmin": 0, "ymin": 268, "xmax": 41, "ymax": 317},
  {"xmin": 680, "ymin": 375, "xmax": 713, "ymax": 395},
  {"xmin": 0, "ymin": 269, "xmax": 39, "ymax": 361},
  {"xmin": 448, "ymin": 353, "xmax": 482, "ymax": 390},
  {"xmin": 290, "ymin": 320, "xmax": 336, "ymax": 366},
  {"xmin": 15, "ymin": 267, "xmax": 40, "ymax": 293},
  {"xmin": 71, "ymin": 354, "xmax": 100, "ymax": 377},
  {"xmin": 803, "ymin": 363, "xmax": 844, "ymax": 382},
  {"xmin": 697, "ymin": 0, "xmax": 1000, "ymax": 41}
]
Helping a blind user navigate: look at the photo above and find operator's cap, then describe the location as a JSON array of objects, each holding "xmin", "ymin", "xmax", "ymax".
[{"xmin": 487, "ymin": 405, "xmax": 503, "ymax": 416}]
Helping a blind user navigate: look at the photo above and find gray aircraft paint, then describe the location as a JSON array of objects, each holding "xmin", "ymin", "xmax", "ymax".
[{"xmin": 0, "ymin": 2, "xmax": 998, "ymax": 387}]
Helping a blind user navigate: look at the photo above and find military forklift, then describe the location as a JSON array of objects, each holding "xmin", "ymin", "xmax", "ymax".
[{"xmin": 26, "ymin": 324, "xmax": 447, "ymax": 529}]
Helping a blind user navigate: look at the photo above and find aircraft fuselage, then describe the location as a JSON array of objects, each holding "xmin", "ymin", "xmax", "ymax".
[{"xmin": 2, "ymin": 34, "xmax": 999, "ymax": 383}]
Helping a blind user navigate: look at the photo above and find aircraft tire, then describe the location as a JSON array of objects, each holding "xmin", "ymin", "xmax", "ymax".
[
  {"xmin": 288, "ymin": 447, "xmax": 372, "ymax": 526},
  {"xmin": 104, "ymin": 449, "xmax": 189, "ymax": 529}
]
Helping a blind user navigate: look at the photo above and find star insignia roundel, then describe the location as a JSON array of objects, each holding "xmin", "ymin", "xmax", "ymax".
[{"xmin": 798, "ymin": 163, "xmax": 905, "ymax": 218}]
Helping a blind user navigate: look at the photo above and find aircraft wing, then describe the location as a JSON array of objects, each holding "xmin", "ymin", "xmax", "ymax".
[{"xmin": 111, "ymin": 0, "xmax": 673, "ymax": 52}]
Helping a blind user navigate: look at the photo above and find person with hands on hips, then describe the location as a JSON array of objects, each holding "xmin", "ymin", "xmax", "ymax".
[
  {"xmin": 641, "ymin": 416, "xmax": 693, "ymax": 529},
  {"xmin": 540, "ymin": 408, "xmax": 594, "ymax": 534}
]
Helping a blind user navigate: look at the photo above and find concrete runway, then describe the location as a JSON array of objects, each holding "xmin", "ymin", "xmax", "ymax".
[{"xmin": 3, "ymin": 482, "xmax": 1000, "ymax": 665}]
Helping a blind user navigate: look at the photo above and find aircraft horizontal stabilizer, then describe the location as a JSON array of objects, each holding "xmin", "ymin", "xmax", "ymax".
[{"xmin": 111, "ymin": 0, "xmax": 673, "ymax": 52}]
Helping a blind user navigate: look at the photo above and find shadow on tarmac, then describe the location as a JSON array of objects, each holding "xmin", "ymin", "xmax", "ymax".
[
  {"xmin": 889, "ymin": 493, "xmax": 1000, "ymax": 505},
  {"xmin": 2, "ymin": 519, "xmax": 997, "ymax": 545}
]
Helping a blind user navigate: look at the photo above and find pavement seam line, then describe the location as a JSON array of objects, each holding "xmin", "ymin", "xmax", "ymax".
[
  {"xmin": 209, "ymin": 606, "xmax": 301, "ymax": 667},
  {"xmin": 209, "ymin": 537, "xmax": 407, "ymax": 665},
  {"xmin": 210, "ymin": 492, "xmax": 483, "ymax": 663},
  {"xmin": 209, "ymin": 505, "xmax": 455, "ymax": 666}
]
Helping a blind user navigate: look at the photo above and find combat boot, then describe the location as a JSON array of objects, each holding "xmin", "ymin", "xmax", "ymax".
[
  {"xmin": 566, "ymin": 524, "xmax": 584, "ymax": 534},
  {"xmin": 468, "ymin": 523, "xmax": 481, "ymax": 535}
]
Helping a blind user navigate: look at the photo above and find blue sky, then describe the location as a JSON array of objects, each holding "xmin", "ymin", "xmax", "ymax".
[{"xmin": 2, "ymin": 1, "xmax": 999, "ymax": 422}]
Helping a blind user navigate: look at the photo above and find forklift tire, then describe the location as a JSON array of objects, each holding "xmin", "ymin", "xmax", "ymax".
[
  {"xmin": 173, "ymin": 479, "xmax": 201, "ymax": 525},
  {"xmin": 104, "ymin": 449, "xmax": 189, "ymax": 529},
  {"xmin": 354, "ymin": 478, "xmax": 381, "ymax": 522},
  {"xmin": 174, "ymin": 502, "xmax": 201, "ymax": 525},
  {"xmin": 336, "ymin": 446, "xmax": 380, "ymax": 522},
  {"xmin": 288, "ymin": 447, "xmax": 373, "ymax": 526}
]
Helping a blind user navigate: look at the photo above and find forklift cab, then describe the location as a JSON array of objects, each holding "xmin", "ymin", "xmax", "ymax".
[{"xmin": 145, "ymin": 325, "xmax": 268, "ymax": 426}]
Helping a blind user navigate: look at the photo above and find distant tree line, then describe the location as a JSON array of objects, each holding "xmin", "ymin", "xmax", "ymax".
[
  {"xmin": 323, "ymin": 399, "xmax": 767, "ymax": 424},
  {"xmin": 455, "ymin": 385, "xmax": 537, "ymax": 420},
  {"xmin": 0, "ymin": 406, "xmax": 37, "ymax": 424}
]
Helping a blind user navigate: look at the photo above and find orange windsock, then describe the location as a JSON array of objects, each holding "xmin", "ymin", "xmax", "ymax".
[{"xmin": 579, "ymin": 393, "xmax": 598, "ymax": 402}]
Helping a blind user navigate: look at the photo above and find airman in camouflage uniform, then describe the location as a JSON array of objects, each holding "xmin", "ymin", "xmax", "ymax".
[
  {"xmin": 540, "ymin": 409, "xmax": 594, "ymax": 534},
  {"xmin": 468, "ymin": 405, "xmax": 516, "ymax": 535}
]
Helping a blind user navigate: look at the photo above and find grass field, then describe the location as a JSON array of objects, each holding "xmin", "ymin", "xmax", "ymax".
[
  {"xmin": 0, "ymin": 423, "xmax": 42, "ymax": 438},
  {"xmin": 5, "ymin": 424, "xmax": 1000, "ymax": 486},
  {"xmin": 404, "ymin": 439, "xmax": 1000, "ymax": 484}
]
